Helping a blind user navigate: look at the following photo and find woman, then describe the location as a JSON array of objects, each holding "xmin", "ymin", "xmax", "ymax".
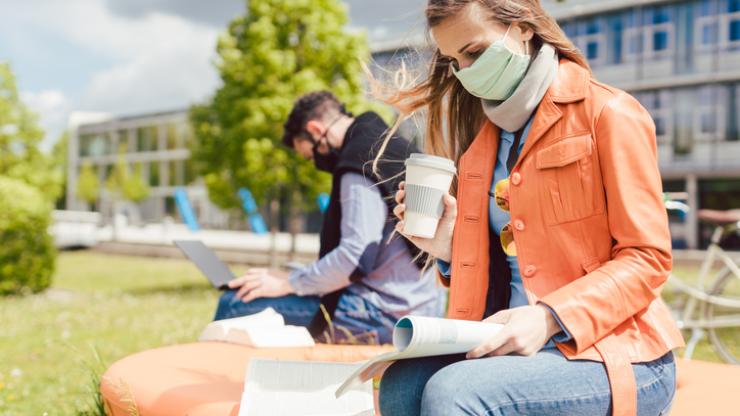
[{"xmin": 379, "ymin": 1, "xmax": 684, "ymax": 415}]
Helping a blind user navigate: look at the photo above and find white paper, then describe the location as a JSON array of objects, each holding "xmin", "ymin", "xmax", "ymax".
[
  {"xmin": 335, "ymin": 315, "xmax": 503, "ymax": 397},
  {"xmin": 239, "ymin": 359, "xmax": 374, "ymax": 416}
]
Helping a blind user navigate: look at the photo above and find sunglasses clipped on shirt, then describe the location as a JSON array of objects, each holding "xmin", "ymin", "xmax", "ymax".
[{"xmin": 487, "ymin": 127, "xmax": 526, "ymax": 257}]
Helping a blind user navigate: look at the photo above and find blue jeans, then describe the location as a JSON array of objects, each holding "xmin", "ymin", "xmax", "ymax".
[
  {"xmin": 379, "ymin": 348, "xmax": 676, "ymax": 416},
  {"xmin": 213, "ymin": 290, "xmax": 397, "ymax": 345}
]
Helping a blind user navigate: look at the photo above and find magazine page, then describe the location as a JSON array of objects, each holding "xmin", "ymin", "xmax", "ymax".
[
  {"xmin": 335, "ymin": 316, "xmax": 502, "ymax": 397},
  {"xmin": 240, "ymin": 359, "xmax": 373, "ymax": 416}
]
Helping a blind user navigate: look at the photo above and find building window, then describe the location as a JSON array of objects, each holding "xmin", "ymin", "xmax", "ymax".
[
  {"xmin": 636, "ymin": 90, "xmax": 673, "ymax": 145},
  {"xmin": 696, "ymin": 17, "xmax": 720, "ymax": 50},
  {"xmin": 136, "ymin": 126, "xmax": 158, "ymax": 153},
  {"xmin": 646, "ymin": 6, "xmax": 674, "ymax": 58},
  {"xmin": 732, "ymin": 83, "xmax": 740, "ymax": 142},
  {"xmin": 729, "ymin": 16, "xmax": 740, "ymax": 42},
  {"xmin": 696, "ymin": 0, "xmax": 720, "ymax": 51},
  {"xmin": 622, "ymin": 7, "xmax": 643, "ymax": 59},
  {"xmin": 149, "ymin": 162, "xmax": 160, "ymax": 187},
  {"xmin": 572, "ymin": 18, "xmax": 607, "ymax": 66},
  {"xmin": 184, "ymin": 160, "xmax": 196, "ymax": 185},
  {"xmin": 718, "ymin": 0, "xmax": 740, "ymax": 48},
  {"xmin": 694, "ymin": 86, "xmax": 727, "ymax": 141},
  {"xmin": 79, "ymin": 133, "xmax": 113, "ymax": 157},
  {"xmin": 624, "ymin": 6, "xmax": 675, "ymax": 61},
  {"xmin": 165, "ymin": 124, "xmax": 178, "ymax": 150}
]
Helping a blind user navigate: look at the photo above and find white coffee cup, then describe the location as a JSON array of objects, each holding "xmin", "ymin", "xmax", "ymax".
[{"xmin": 403, "ymin": 153, "xmax": 457, "ymax": 238}]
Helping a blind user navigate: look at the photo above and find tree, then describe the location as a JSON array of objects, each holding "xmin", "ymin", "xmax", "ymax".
[
  {"xmin": 51, "ymin": 131, "xmax": 69, "ymax": 209},
  {"xmin": 0, "ymin": 177, "xmax": 56, "ymax": 295},
  {"xmin": 0, "ymin": 62, "xmax": 62, "ymax": 202},
  {"xmin": 76, "ymin": 161, "xmax": 100, "ymax": 207},
  {"xmin": 190, "ymin": 0, "xmax": 386, "ymax": 241},
  {"xmin": 122, "ymin": 163, "xmax": 150, "ymax": 203},
  {"xmin": 104, "ymin": 149, "xmax": 150, "ymax": 236},
  {"xmin": 106, "ymin": 150, "xmax": 150, "ymax": 203}
]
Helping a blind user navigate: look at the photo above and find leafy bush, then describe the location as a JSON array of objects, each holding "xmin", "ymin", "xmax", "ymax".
[{"xmin": 0, "ymin": 176, "xmax": 56, "ymax": 294}]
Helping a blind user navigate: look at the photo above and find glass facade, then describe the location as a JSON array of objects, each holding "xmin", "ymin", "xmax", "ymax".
[
  {"xmin": 76, "ymin": 114, "xmax": 195, "ymax": 198},
  {"xmin": 78, "ymin": 133, "xmax": 112, "ymax": 157},
  {"xmin": 552, "ymin": 0, "xmax": 740, "ymax": 248},
  {"xmin": 557, "ymin": 0, "xmax": 740, "ymax": 172},
  {"xmin": 560, "ymin": 0, "xmax": 740, "ymax": 69}
]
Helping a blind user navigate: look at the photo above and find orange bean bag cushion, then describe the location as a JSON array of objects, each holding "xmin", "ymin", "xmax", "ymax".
[
  {"xmin": 100, "ymin": 342, "xmax": 391, "ymax": 416},
  {"xmin": 101, "ymin": 343, "xmax": 740, "ymax": 416},
  {"xmin": 671, "ymin": 358, "xmax": 740, "ymax": 416}
]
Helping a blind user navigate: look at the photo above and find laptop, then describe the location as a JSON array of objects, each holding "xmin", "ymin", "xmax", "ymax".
[{"xmin": 174, "ymin": 240, "xmax": 234, "ymax": 290}]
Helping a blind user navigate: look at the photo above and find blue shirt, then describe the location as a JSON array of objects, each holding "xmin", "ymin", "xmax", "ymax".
[
  {"xmin": 289, "ymin": 172, "xmax": 446, "ymax": 319},
  {"xmin": 489, "ymin": 117, "xmax": 534, "ymax": 309},
  {"xmin": 437, "ymin": 117, "xmax": 571, "ymax": 345}
]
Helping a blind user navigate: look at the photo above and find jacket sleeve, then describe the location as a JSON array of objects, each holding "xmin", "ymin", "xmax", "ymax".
[
  {"xmin": 288, "ymin": 172, "xmax": 387, "ymax": 296},
  {"xmin": 539, "ymin": 92, "xmax": 673, "ymax": 354}
]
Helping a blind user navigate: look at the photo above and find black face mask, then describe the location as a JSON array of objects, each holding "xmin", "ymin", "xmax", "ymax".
[
  {"xmin": 310, "ymin": 116, "xmax": 343, "ymax": 173},
  {"xmin": 312, "ymin": 137, "xmax": 340, "ymax": 173}
]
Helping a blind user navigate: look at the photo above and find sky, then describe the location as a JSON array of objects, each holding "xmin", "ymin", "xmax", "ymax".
[{"xmin": 0, "ymin": 0, "xmax": 428, "ymax": 150}]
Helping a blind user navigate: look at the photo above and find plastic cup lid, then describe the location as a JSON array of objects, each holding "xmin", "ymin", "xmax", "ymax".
[{"xmin": 405, "ymin": 153, "xmax": 456, "ymax": 174}]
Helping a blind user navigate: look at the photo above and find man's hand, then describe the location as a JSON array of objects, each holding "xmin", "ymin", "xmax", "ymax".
[
  {"xmin": 466, "ymin": 305, "xmax": 562, "ymax": 359},
  {"xmin": 227, "ymin": 268, "xmax": 293, "ymax": 303}
]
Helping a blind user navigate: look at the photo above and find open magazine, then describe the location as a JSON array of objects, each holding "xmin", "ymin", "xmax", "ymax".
[
  {"xmin": 335, "ymin": 315, "xmax": 503, "ymax": 398},
  {"xmin": 200, "ymin": 307, "xmax": 315, "ymax": 348}
]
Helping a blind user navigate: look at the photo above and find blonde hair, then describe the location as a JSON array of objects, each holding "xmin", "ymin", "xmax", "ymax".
[{"xmin": 372, "ymin": 0, "xmax": 589, "ymax": 197}]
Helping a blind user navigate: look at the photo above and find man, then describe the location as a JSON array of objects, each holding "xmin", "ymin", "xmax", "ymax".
[{"xmin": 213, "ymin": 91, "xmax": 445, "ymax": 344}]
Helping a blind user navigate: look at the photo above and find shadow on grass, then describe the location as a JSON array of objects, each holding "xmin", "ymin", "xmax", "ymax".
[{"xmin": 124, "ymin": 282, "xmax": 213, "ymax": 297}]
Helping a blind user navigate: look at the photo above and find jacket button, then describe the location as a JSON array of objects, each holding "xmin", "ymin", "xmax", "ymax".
[
  {"xmin": 523, "ymin": 265, "xmax": 537, "ymax": 277},
  {"xmin": 511, "ymin": 172, "xmax": 522, "ymax": 185},
  {"xmin": 514, "ymin": 219, "xmax": 525, "ymax": 231}
]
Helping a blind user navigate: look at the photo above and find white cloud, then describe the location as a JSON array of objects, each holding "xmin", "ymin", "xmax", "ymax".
[
  {"xmin": 5, "ymin": 0, "xmax": 222, "ymax": 130},
  {"xmin": 21, "ymin": 89, "xmax": 71, "ymax": 150},
  {"xmin": 76, "ymin": 11, "xmax": 221, "ymax": 114}
]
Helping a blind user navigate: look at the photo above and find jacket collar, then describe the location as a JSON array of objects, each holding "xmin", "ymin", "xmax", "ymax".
[{"xmin": 547, "ymin": 58, "xmax": 590, "ymax": 103}]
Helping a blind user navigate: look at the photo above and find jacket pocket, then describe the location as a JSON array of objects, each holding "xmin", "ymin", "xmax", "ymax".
[{"xmin": 536, "ymin": 133, "xmax": 603, "ymax": 225}]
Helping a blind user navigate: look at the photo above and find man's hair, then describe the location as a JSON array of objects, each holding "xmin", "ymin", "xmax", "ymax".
[{"xmin": 281, "ymin": 91, "xmax": 352, "ymax": 148}]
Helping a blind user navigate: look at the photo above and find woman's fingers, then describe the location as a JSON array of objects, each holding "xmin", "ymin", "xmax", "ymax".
[
  {"xmin": 485, "ymin": 339, "xmax": 519, "ymax": 358},
  {"xmin": 394, "ymin": 189, "xmax": 405, "ymax": 205},
  {"xmin": 441, "ymin": 194, "xmax": 457, "ymax": 220},
  {"xmin": 392, "ymin": 203, "xmax": 405, "ymax": 220},
  {"xmin": 482, "ymin": 309, "xmax": 511, "ymax": 325},
  {"xmin": 466, "ymin": 328, "xmax": 510, "ymax": 359}
]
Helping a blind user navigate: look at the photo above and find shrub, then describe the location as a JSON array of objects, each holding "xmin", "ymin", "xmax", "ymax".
[{"xmin": 0, "ymin": 176, "xmax": 56, "ymax": 294}]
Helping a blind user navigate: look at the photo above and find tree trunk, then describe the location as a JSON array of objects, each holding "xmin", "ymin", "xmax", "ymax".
[
  {"xmin": 268, "ymin": 194, "xmax": 280, "ymax": 268},
  {"xmin": 288, "ymin": 189, "xmax": 303, "ymax": 262}
]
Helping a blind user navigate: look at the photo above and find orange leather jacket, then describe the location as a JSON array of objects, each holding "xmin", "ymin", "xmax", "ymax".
[{"xmin": 441, "ymin": 59, "xmax": 685, "ymax": 416}]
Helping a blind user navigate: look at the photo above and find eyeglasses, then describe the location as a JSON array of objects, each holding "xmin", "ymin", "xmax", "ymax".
[
  {"xmin": 310, "ymin": 115, "xmax": 343, "ymax": 156},
  {"xmin": 489, "ymin": 178, "xmax": 516, "ymax": 257}
]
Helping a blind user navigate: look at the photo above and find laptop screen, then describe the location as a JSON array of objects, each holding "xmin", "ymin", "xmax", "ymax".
[{"xmin": 174, "ymin": 240, "xmax": 234, "ymax": 290}]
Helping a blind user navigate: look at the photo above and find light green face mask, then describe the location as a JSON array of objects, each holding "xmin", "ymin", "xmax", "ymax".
[{"xmin": 452, "ymin": 25, "xmax": 531, "ymax": 101}]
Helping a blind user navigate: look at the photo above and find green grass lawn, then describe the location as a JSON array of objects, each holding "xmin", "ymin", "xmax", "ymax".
[
  {"xmin": 0, "ymin": 251, "xmax": 738, "ymax": 415},
  {"xmin": 0, "ymin": 251, "xmax": 233, "ymax": 415}
]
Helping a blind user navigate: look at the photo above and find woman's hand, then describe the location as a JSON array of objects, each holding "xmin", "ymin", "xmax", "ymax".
[
  {"xmin": 392, "ymin": 181, "xmax": 457, "ymax": 262},
  {"xmin": 227, "ymin": 268, "xmax": 293, "ymax": 303},
  {"xmin": 466, "ymin": 305, "xmax": 562, "ymax": 359}
]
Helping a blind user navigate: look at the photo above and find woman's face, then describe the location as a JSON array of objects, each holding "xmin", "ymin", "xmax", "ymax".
[{"xmin": 431, "ymin": 2, "xmax": 533, "ymax": 70}]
